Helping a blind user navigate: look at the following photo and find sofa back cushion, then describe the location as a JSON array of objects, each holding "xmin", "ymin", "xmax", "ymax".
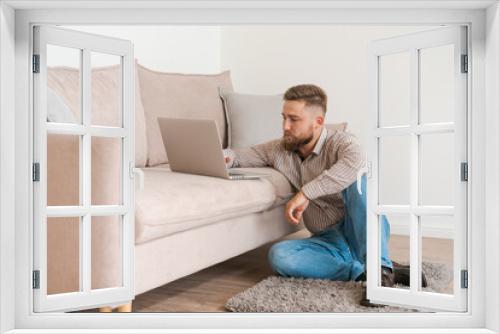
[
  {"xmin": 137, "ymin": 64, "xmax": 233, "ymax": 167},
  {"xmin": 47, "ymin": 61, "xmax": 148, "ymax": 167}
]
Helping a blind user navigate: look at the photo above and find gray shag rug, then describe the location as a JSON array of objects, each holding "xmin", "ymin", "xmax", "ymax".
[{"xmin": 225, "ymin": 262, "xmax": 452, "ymax": 313}]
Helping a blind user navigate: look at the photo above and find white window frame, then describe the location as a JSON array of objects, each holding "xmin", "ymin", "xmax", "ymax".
[
  {"xmin": 366, "ymin": 26, "xmax": 468, "ymax": 312},
  {"xmin": 0, "ymin": 1, "xmax": 498, "ymax": 333},
  {"xmin": 32, "ymin": 25, "xmax": 136, "ymax": 313}
]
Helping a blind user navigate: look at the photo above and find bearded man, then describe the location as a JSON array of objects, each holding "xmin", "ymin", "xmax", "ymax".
[{"xmin": 223, "ymin": 84, "xmax": 425, "ymax": 306}]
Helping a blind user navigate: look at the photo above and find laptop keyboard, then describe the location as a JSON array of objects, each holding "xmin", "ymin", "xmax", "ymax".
[{"xmin": 228, "ymin": 173, "xmax": 246, "ymax": 180}]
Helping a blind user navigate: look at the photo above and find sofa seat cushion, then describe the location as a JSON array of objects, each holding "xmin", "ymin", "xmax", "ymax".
[{"xmin": 135, "ymin": 164, "xmax": 294, "ymax": 244}]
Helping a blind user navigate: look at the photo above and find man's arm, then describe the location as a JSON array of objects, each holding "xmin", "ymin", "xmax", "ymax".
[
  {"xmin": 301, "ymin": 132, "xmax": 365, "ymax": 200},
  {"xmin": 223, "ymin": 140, "xmax": 278, "ymax": 168},
  {"xmin": 285, "ymin": 191, "xmax": 310, "ymax": 225}
]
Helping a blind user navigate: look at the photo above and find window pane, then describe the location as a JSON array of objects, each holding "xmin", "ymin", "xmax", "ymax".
[
  {"xmin": 419, "ymin": 45, "xmax": 454, "ymax": 124},
  {"xmin": 379, "ymin": 52, "xmax": 410, "ymax": 127},
  {"xmin": 380, "ymin": 214, "xmax": 410, "ymax": 290},
  {"xmin": 420, "ymin": 215, "xmax": 454, "ymax": 294},
  {"xmin": 91, "ymin": 137, "xmax": 122, "ymax": 205},
  {"xmin": 379, "ymin": 136, "xmax": 410, "ymax": 205},
  {"xmin": 46, "ymin": 44, "xmax": 81, "ymax": 124},
  {"xmin": 91, "ymin": 215, "xmax": 123, "ymax": 289},
  {"xmin": 47, "ymin": 134, "xmax": 81, "ymax": 206},
  {"xmin": 47, "ymin": 216, "xmax": 80, "ymax": 295},
  {"xmin": 91, "ymin": 52, "xmax": 122, "ymax": 127},
  {"xmin": 420, "ymin": 133, "xmax": 454, "ymax": 206}
]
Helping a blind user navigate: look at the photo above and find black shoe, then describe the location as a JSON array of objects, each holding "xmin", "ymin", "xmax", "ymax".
[
  {"xmin": 381, "ymin": 266, "xmax": 395, "ymax": 287},
  {"xmin": 392, "ymin": 261, "xmax": 428, "ymax": 287},
  {"xmin": 355, "ymin": 272, "xmax": 366, "ymax": 282},
  {"xmin": 355, "ymin": 266, "xmax": 394, "ymax": 287},
  {"xmin": 357, "ymin": 266, "xmax": 394, "ymax": 307}
]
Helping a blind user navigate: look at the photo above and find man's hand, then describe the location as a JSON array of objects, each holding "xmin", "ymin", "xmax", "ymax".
[
  {"xmin": 224, "ymin": 156, "xmax": 233, "ymax": 168},
  {"xmin": 285, "ymin": 191, "xmax": 310, "ymax": 225},
  {"xmin": 223, "ymin": 149, "xmax": 234, "ymax": 168}
]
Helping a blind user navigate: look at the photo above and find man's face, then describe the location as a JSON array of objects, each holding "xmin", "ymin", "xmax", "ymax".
[{"xmin": 281, "ymin": 100, "xmax": 320, "ymax": 152}]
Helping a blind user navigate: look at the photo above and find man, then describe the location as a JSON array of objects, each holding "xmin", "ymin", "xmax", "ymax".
[{"xmin": 223, "ymin": 84, "xmax": 424, "ymax": 306}]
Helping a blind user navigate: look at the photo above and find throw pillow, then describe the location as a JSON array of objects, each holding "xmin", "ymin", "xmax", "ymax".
[
  {"xmin": 47, "ymin": 87, "xmax": 77, "ymax": 124},
  {"xmin": 220, "ymin": 90, "xmax": 284, "ymax": 149},
  {"xmin": 137, "ymin": 64, "xmax": 234, "ymax": 166}
]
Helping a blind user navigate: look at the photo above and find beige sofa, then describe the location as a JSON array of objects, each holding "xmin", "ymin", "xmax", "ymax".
[{"xmin": 45, "ymin": 61, "xmax": 345, "ymax": 311}]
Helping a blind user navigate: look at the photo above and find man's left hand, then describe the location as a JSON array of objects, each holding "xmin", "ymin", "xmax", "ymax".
[{"xmin": 285, "ymin": 191, "xmax": 310, "ymax": 225}]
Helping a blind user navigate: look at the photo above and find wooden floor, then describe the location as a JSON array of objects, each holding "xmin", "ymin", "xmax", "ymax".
[{"xmin": 78, "ymin": 229, "xmax": 453, "ymax": 313}]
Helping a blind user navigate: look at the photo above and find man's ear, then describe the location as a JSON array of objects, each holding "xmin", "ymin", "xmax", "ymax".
[{"xmin": 315, "ymin": 114, "xmax": 325, "ymax": 127}]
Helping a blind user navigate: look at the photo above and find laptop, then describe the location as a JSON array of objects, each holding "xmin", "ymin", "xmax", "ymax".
[{"xmin": 158, "ymin": 117, "xmax": 268, "ymax": 180}]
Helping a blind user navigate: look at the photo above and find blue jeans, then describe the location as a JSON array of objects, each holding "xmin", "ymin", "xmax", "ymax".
[{"xmin": 268, "ymin": 174, "xmax": 393, "ymax": 281}]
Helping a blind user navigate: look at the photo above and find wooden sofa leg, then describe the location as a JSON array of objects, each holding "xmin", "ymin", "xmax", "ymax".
[
  {"xmin": 98, "ymin": 306, "xmax": 113, "ymax": 313},
  {"xmin": 115, "ymin": 302, "xmax": 132, "ymax": 312}
]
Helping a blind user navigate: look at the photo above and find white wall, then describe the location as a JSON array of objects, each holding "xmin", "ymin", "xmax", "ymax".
[
  {"xmin": 58, "ymin": 25, "xmax": 221, "ymax": 73},
  {"xmin": 220, "ymin": 25, "xmax": 440, "ymax": 144}
]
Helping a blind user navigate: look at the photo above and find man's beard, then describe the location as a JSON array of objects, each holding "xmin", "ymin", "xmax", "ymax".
[{"xmin": 282, "ymin": 131, "xmax": 314, "ymax": 152}]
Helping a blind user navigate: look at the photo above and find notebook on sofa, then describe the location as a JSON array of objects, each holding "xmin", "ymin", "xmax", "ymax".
[{"xmin": 158, "ymin": 117, "xmax": 268, "ymax": 180}]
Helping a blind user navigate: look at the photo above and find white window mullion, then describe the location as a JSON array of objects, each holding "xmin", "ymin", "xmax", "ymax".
[
  {"xmin": 374, "ymin": 205, "xmax": 454, "ymax": 216},
  {"xmin": 412, "ymin": 206, "xmax": 454, "ymax": 215},
  {"xmin": 409, "ymin": 47, "xmax": 420, "ymax": 293},
  {"xmin": 41, "ymin": 45, "xmax": 49, "ymax": 302},
  {"xmin": 81, "ymin": 48, "xmax": 91, "ymax": 294},
  {"xmin": 366, "ymin": 48, "xmax": 380, "ymax": 295},
  {"xmin": 45, "ymin": 123, "xmax": 86, "ymax": 135},
  {"xmin": 45, "ymin": 205, "xmax": 126, "ymax": 217},
  {"xmin": 45, "ymin": 123, "xmax": 128, "ymax": 138},
  {"xmin": 374, "ymin": 123, "xmax": 454, "ymax": 137},
  {"xmin": 122, "ymin": 52, "xmax": 134, "ymax": 290},
  {"xmin": 415, "ymin": 123, "xmax": 454, "ymax": 134}
]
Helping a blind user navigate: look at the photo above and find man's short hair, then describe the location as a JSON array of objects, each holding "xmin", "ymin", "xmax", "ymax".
[{"xmin": 284, "ymin": 84, "xmax": 327, "ymax": 114}]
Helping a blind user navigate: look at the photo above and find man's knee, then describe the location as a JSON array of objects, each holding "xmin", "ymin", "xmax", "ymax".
[
  {"xmin": 267, "ymin": 240, "xmax": 299, "ymax": 276},
  {"xmin": 268, "ymin": 240, "xmax": 352, "ymax": 280}
]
